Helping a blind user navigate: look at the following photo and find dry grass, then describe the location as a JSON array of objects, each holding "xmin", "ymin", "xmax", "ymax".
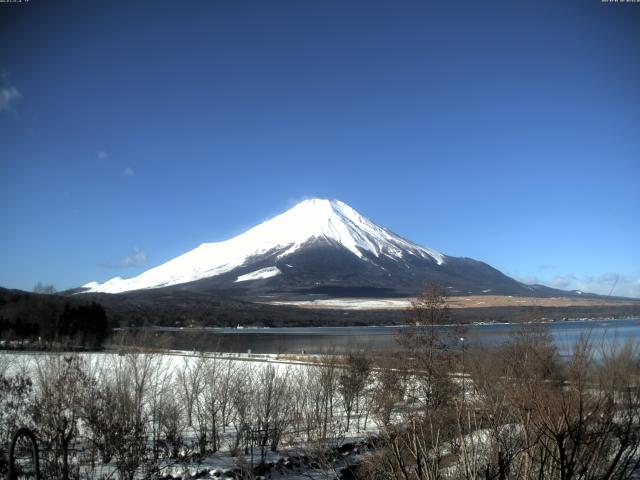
[{"xmin": 446, "ymin": 295, "xmax": 640, "ymax": 309}]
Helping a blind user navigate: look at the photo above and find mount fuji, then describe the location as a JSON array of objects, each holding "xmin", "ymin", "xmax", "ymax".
[{"xmin": 80, "ymin": 199, "xmax": 554, "ymax": 298}]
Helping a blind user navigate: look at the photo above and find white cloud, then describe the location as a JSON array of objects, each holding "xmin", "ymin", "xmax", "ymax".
[
  {"xmin": 517, "ymin": 272, "xmax": 640, "ymax": 298},
  {"xmin": 103, "ymin": 247, "xmax": 148, "ymax": 269},
  {"xmin": 0, "ymin": 86, "xmax": 21, "ymax": 112},
  {"xmin": 97, "ymin": 150, "xmax": 108, "ymax": 160},
  {"xmin": 123, "ymin": 167, "xmax": 135, "ymax": 177},
  {"xmin": 120, "ymin": 247, "xmax": 147, "ymax": 267}
]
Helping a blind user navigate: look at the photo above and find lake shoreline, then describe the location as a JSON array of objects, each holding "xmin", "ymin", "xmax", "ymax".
[
  {"xmin": 105, "ymin": 317, "xmax": 640, "ymax": 355},
  {"xmin": 3, "ymin": 317, "xmax": 639, "ymax": 356}
]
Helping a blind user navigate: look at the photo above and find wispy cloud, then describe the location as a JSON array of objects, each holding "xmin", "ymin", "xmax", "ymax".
[
  {"xmin": 517, "ymin": 272, "xmax": 640, "ymax": 298},
  {"xmin": 0, "ymin": 85, "xmax": 21, "ymax": 112},
  {"xmin": 537, "ymin": 263, "xmax": 554, "ymax": 271},
  {"xmin": 121, "ymin": 247, "xmax": 147, "ymax": 267},
  {"xmin": 102, "ymin": 247, "xmax": 148, "ymax": 269},
  {"xmin": 123, "ymin": 167, "xmax": 135, "ymax": 177},
  {"xmin": 97, "ymin": 150, "xmax": 108, "ymax": 160}
]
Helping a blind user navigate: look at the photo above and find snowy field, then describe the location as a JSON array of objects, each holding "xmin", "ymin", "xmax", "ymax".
[
  {"xmin": 3, "ymin": 340, "xmax": 639, "ymax": 479},
  {"xmin": 0, "ymin": 350, "xmax": 382, "ymax": 480},
  {"xmin": 266, "ymin": 298, "xmax": 412, "ymax": 310}
]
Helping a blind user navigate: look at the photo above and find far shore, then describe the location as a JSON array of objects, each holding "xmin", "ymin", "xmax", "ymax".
[{"xmin": 264, "ymin": 294, "xmax": 640, "ymax": 311}]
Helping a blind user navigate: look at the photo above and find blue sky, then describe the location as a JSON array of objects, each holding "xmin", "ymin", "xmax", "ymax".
[{"xmin": 1, "ymin": 0, "xmax": 639, "ymax": 297}]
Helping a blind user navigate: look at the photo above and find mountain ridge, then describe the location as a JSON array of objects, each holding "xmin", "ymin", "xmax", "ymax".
[{"xmin": 79, "ymin": 199, "xmax": 583, "ymax": 298}]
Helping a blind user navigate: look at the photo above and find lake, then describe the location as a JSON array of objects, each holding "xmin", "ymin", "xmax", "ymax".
[{"xmin": 147, "ymin": 318, "xmax": 640, "ymax": 355}]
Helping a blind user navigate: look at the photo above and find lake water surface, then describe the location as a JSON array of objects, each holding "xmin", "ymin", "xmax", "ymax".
[{"xmin": 156, "ymin": 318, "xmax": 640, "ymax": 355}]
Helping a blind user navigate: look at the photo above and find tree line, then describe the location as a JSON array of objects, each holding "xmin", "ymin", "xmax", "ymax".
[{"xmin": 0, "ymin": 288, "xmax": 109, "ymax": 349}]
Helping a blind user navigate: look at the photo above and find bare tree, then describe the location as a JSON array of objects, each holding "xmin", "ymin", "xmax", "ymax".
[
  {"xmin": 218, "ymin": 358, "xmax": 239, "ymax": 434},
  {"xmin": 33, "ymin": 282, "xmax": 56, "ymax": 294},
  {"xmin": 107, "ymin": 350, "xmax": 161, "ymax": 480},
  {"xmin": 338, "ymin": 352, "xmax": 371, "ymax": 432},
  {"xmin": 230, "ymin": 363, "xmax": 254, "ymax": 456},
  {"xmin": 402, "ymin": 283, "xmax": 456, "ymax": 410},
  {"xmin": 252, "ymin": 364, "xmax": 291, "ymax": 460},
  {"xmin": 0, "ymin": 366, "xmax": 33, "ymax": 475},
  {"xmin": 30, "ymin": 355, "xmax": 89, "ymax": 480},
  {"xmin": 290, "ymin": 364, "xmax": 326, "ymax": 443},
  {"xmin": 177, "ymin": 355, "xmax": 207, "ymax": 454},
  {"xmin": 203, "ymin": 356, "xmax": 223, "ymax": 453},
  {"xmin": 156, "ymin": 392, "xmax": 185, "ymax": 459}
]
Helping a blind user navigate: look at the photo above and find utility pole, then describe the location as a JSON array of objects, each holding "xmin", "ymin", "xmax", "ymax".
[{"xmin": 460, "ymin": 337, "xmax": 465, "ymax": 404}]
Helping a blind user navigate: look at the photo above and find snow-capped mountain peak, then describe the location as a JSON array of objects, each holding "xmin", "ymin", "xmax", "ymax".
[
  {"xmin": 247, "ymin": 198, "xmax": 443, "ymax": 263},
  {"xmin": 82, "ymin": 199, "xmax": 444, "ymax": 294}
]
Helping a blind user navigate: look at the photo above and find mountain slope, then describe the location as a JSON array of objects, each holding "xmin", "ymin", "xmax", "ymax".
[{"xmin": 81, "ymin": 199, "xmax": 547, "ymax": 297}]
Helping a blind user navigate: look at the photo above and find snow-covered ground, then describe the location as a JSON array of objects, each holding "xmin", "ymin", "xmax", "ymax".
[
  {"xmin": 267, "ymin": 297, "xmax": 413, "ymax": 310},
  {"xmin": 235, "ymin": 266, "xmax": 282, "ymax": 283},
  {"xmin": 0, "ymin": 350, "xmax": 381, "ymax": 479},
  {"xmin": 0, "ymin": 350, "xmax": 310, "ymax": 377}
]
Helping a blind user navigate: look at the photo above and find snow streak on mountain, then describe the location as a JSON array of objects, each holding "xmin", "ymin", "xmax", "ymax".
[{"xmin": 82, "ymin": 199, "xmax": 445, "ymax": 294}]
